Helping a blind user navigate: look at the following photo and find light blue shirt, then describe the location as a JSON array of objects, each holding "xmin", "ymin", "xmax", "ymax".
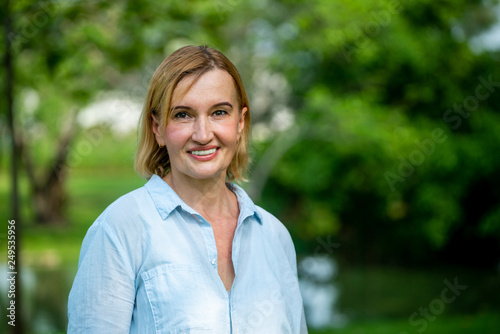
[{"xmin": 68, "ymin": 174, "xmax": 307, "ymax": 333}]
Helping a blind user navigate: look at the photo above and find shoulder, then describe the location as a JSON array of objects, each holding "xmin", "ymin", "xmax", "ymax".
[
  {"xmin": 100, "ymin": 186, "xmax": 151, "ymax": 223},
  {"xmin": 255, "ymin": 205, "xmax": 299, "ymax": 273},
  {"xmin": 78, "ymin": 185, "xmax": 152, "ymax": 270},
  {"xmin": 229, "ymin": 183, "xmax": 295, "ymax": 248},
  {"xmin": 86, "ymin": 185, "xmax": 153, "ymax": 241},
  {"xmin": 255, "ymin": 206, "xmax": 294, "ymax": 246}
]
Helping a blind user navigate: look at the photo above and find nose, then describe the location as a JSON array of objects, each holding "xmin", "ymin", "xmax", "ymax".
[{"xmin": 191, "ymin": 116, "xmax": 213, "ymax": 144}]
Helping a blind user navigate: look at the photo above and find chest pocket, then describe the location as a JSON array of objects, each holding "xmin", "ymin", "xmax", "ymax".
[{"xmin": 141, "ymin": 263, "xmax": 212, "ymax": 333}]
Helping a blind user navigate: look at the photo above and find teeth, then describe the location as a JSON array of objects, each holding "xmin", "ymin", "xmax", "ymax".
[{"xmin": 191, "ymin": 148, "xmax": 216, "ymax": 156}]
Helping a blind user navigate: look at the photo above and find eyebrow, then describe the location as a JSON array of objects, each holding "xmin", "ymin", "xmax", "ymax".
[{"xmin": 171, "ymin": 102, "xmax": 233, "ymax": 111}]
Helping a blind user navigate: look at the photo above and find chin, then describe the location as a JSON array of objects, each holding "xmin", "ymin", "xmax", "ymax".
[{"xmin": 188, "ymin": 169, "xmax": 226, "ymax": 180}]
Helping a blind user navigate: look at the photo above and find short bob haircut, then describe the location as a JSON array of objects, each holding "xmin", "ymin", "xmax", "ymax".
[{"xmin": 135, "ymin": 45, "xmax": 251, "ymax": 182}]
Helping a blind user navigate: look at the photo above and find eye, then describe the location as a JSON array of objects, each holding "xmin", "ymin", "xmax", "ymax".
[
  {"xmin": 213, "ymin": 110, "xmax": 228, "ymax": 117},
  {"xmin": 174, "ymin": 111, "xmax": 190, "ymax": 119}
]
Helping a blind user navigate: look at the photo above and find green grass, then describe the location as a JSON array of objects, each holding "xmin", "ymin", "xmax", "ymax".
[
  {"xmin": 28, "ymin": 167, "xmax": 143, "ymax": 263},
  {"xmin": 66, "ymin": 167, "xmax": 145, "ymax": 228},
  {"xmin": 1, "ymin": 167, "xmax": 145, "ymax": 269},
  {"xmin": 309, "ymin": 313, "xmax": 500, "ymax": 334}
]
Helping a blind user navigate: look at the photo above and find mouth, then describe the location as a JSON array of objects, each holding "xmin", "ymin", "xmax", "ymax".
[
  {"xmin": 189, "ymin": 148, "xmax": 217, "ymax": 156},
  {"xmin": 187, "ymin": 147, "xmax": 220, "ymax": 161}
]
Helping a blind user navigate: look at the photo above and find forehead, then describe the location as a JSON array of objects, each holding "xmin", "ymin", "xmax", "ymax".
[{"xmin": 171, "ymin": 69, "xmax": 238, "ymax": 108}]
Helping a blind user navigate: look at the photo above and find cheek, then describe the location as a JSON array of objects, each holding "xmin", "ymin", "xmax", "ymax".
[
  {"xmin": 220, "ymin": 123, "xmax": 241, "ymax": 147},
  {"xmin": 164, "ymin": 125, "xmax": 189, "ymax": 150}
]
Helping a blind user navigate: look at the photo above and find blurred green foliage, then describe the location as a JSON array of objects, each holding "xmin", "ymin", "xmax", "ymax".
[
  {"xmin": 1, "ymin": 0, "xmax": 500, "ymax": 303},
  {"xmin": 250, "ymin": 0, "xmax": 500, "ymax": 269}
]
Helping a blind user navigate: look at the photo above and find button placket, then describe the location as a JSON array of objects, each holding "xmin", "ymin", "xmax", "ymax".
[{"xmin": 196, "ymin": 214, "xmax": 218, "ymax": 271}]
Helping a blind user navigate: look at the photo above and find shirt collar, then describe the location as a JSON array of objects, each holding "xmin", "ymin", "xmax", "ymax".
[{"xmin": 144, "ymin": 174, "xmax": 262, "ymax": 224}]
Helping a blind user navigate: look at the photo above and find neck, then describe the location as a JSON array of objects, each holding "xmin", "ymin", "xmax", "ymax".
[{"xmin": 163, "ymin": 170, "xmax": 236, "ymax": 221}]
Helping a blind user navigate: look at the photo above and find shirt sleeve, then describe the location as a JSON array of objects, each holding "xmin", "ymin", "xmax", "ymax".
[
  {"xmin": 284, "ymin": 232, "xmax": 308, "ymax": 334},
  {"xmin": 67, "ymin": 217, "xmax": 136, "ymax": 333},
  {"xmin": 271, "ymin": 214, "xmax": 309, "ymax": 334}
]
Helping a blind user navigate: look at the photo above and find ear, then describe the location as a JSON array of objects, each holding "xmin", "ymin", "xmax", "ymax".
[
  {"xmin": 237, "ymin": 107, "xmax": 247, "ymax": 139},
  {"xmin": 151, "ymin": 114, "xmax": 165, "ymax": 147}
]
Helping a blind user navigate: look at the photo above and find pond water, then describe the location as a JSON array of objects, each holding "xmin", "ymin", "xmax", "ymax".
[
  {"xmin": 299, "ymin": 256, "xmax": 347, "ymax": 328},
  {"xmin": 0, "ymin": 264, "xmax": 74, "ymax": 333}
]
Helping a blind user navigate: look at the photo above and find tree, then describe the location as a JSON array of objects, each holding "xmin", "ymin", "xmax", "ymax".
[
  {"xmin": 2, "ymin": 0, "xmax": 25, "ymax": 332},
  {"xmin": 8, "ymin": 0, "xmax": 112, "ymax": 224},
  {"xmin": 250, "ymin": 0, "xmax": 500, "ymax": 268}
]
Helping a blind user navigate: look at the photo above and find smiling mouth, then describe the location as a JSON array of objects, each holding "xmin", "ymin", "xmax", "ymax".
[{"xmin": 189, "ymin": 148, "xmax": 218, "ymax": 156}]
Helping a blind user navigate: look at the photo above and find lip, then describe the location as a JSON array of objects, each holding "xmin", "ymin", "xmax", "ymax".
[
  {"xmin": 187, "ymin": 146, "xmax": 219, "ymax": 161},
  {"xmin": 188, "ymin": 145, "xmax": 219, "ymax": 152}
]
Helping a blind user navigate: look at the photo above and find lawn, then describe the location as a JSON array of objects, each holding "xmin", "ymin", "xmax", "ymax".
[
  {"xmin": 309, "ymin": 312, "xmax": 500, "ymax": 334},
  {"xmin": 1, "ymin": 167, "xmax": 145, "ymax": 269}
]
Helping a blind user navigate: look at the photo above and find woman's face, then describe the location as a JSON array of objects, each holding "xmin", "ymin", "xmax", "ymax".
[{"xmin": 153, "ymin": 69, "xmax": 247, "ymax": 182}]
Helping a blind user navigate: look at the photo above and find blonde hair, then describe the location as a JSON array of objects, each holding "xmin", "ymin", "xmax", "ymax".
[{"xmin": 135, "ymin": 45, "xmax": 251, "ymax": 182}]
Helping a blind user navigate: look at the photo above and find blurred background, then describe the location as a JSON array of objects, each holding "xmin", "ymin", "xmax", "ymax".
[{"xmin": 1, "ymin": 0, "xmax": 500, "ymax": 333}]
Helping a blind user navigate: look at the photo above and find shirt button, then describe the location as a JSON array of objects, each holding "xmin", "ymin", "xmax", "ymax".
[{"xmin": 211, "ymin": 258, "xmax": 216, "ymax": 265}]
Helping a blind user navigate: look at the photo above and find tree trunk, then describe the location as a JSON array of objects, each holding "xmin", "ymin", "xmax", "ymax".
[
  {"xmin": 4, "ymin": 0, "xmax": 25, "ymax": 332},
  {"xmin": 32, "ymin": 180, "xmax": 67, "ymax": 225},
  {"xmin": 20, "ymin": 109, "xmax": 78, "ymax": 225}
]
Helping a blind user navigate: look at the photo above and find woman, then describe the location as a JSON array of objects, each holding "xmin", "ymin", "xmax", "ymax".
[{"xmin": 68, "ymin": 45, "xmax": 307, "ymax": 333}]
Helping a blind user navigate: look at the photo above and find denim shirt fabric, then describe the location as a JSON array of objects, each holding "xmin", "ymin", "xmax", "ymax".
[{"xmin": 67, "ymin": 175, "xmax": 307, "ymax": 333}]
